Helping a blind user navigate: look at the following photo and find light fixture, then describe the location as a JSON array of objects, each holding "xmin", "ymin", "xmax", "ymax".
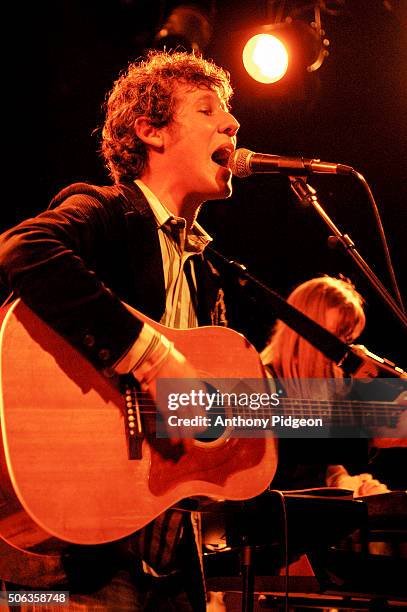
[
  {"xmin": 154, "ymin": 4, "xmax": 212, "ymax": 53},
  {"xmin": 240, "ymin": 2, "xmax": 330, "ymax": 86},
  {"xmin": 242, "ymin": 33, "xmax": 289, "ymax": 84}
]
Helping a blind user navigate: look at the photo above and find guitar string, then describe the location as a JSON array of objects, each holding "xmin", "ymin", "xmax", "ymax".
[{"xmin": 128, "ymin": 394, "xmax": 404, "ymax": 411}]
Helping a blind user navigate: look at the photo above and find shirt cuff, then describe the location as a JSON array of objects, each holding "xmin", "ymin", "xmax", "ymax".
[{"xmin": 114, "ymin": 322, "xmax": 173, "ymax": 385}]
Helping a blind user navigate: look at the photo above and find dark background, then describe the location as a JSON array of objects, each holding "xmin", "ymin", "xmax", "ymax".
[{"xmin": 6, "ymin": 0, "xmax": 406, "ymax": 364}]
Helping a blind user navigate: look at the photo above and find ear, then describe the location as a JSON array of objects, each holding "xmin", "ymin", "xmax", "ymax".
[{"xmin": 134, "ymin": 116, "xmax": 164, "ymax": 148}]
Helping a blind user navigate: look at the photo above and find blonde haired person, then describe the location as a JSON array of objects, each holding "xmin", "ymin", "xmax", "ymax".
[{"xmin": 261, "ymin": 276, "xmax": 389, "ymax": 497}]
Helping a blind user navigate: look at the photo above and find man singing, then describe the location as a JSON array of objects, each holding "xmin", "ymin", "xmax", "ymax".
[{"xmin": 0, "ymin": 50, "xmax": 239, "ymax": 611}]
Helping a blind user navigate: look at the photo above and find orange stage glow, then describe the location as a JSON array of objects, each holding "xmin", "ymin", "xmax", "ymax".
[{"xmin": 242, "ymin": 33, "xmax": 289, "ymax": 84}]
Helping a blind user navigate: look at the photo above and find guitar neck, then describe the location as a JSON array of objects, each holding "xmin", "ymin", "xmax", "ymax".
[{"xmin": 277, "ymin": 397, "xmax": 404, "ymax": 428}]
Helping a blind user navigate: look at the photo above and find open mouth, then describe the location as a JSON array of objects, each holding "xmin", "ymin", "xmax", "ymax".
[{"xmin": 211, "ymin": 145, "xmax": 234, "ymax": 168}]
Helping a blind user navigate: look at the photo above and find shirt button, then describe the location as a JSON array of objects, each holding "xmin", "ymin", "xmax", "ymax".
[
  {"xmin": 83, "ymin": 334, "xmax": 95, "ymax": 348},
  {"xmin": 98, "ymin": 348, "xmax": 111, "ymax": 361}
]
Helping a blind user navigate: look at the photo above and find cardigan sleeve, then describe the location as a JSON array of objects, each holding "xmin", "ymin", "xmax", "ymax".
[{"xmin": 0, "ymin": 188, "xmax": 144, "ymax": 371}]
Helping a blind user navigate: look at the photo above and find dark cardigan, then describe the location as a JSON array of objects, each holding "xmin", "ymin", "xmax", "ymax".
[{"xmin": 0, "ymin": 181, "xmax": 227, "ymax": 371}]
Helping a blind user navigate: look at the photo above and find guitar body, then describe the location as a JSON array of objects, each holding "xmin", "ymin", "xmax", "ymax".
[{"xmin": 0, "ymin": 300, "xmax": 277, "ymax": 557}]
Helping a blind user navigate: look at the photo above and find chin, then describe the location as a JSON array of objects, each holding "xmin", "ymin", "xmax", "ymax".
[
  {"xmin": 199, "ymin": 172, "xmax": 233, "ymax": 201},
  {"xmin": 221, "ymin": 182, "xmax": 233, "ymax": 199},
  {"xmin": 206, "ymin": 188, "xmax": 232, "ymax": 202},
  {"xmin": 222, "ymin": 186, "xmax": 233, "ymax": 199},
  {"xmin": 215, "ymin": 176, "xmax": 233, "ymax": 199}
]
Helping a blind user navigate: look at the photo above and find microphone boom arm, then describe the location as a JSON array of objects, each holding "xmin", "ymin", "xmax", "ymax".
[{"xmin": 289, "ymin": 176, "xmax": 407, "ymax": 331}]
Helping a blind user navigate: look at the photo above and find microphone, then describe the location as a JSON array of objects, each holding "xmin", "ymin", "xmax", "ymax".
[{"xmin": 229, "ymin": 148, "xmax": 354, "ymax": 178}]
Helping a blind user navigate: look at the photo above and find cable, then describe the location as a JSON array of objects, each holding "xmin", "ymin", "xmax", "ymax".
[{"xmin": 352, "ymin": 169, "xmax": 406, "ymax": 314}]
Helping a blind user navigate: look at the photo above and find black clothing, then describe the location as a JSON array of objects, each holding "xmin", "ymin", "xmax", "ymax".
[
  {"xmin": 0, "ymin": 181, "xmax": 227, "ymax": 611},
  {"xmin": 264, "ymin": 364, "xmax": 369, "ymax": 491},
  {"xmin": 0, "ymin": 182, "xmax": 226, "ymax": 372}
]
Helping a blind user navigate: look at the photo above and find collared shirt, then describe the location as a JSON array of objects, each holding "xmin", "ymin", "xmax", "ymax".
[
  {"xmin": 135, "ymin": 179, "xmax": 212, "ymax": 329},
  {"xmin": 114, "ymin": 180, "xmax": 212, "ymax": 382},
  {"xmin": 117, "ymin": 180, "xmax": 210, "ymax": 578}
]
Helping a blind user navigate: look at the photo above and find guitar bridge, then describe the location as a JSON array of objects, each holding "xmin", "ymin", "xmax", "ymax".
[{"xmin": 121, "ymin": 376, "xmax": 144, "ymax": 460}]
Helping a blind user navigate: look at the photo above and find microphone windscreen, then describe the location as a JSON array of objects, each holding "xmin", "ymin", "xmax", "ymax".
[{"xmin": 228, "ymin": 148, "xmax": 253, "ymax": 178}]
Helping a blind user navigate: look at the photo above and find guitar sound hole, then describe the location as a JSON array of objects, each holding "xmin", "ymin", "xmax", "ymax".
[
  {"xmin": 194, "ymin": 410, "xmax": 226, "ymax": 442},
  {"xmin": 194, "ymin": 383, "xmax": 227, "ymax": 442}
]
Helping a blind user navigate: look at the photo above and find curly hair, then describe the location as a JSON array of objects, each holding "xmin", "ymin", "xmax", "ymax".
[{"xmin": 101, "ymin": 50, "xmax": 234, "ymax": 183}]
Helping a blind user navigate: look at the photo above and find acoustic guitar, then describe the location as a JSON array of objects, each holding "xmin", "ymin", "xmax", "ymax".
[
  {"xmin": 1, "ymin": 300, "xmax": 405, "ymax": 585},
  {"xmin": 0, "ymin": 299, "xmax": 277, "ymax": 570}
]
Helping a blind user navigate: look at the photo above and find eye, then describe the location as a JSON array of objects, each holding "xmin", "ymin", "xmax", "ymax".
[{"xmin": 199, "ymin": 108, "xmax": 213, "ymax": 115}]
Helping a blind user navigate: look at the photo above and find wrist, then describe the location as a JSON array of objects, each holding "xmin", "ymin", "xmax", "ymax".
[{"xmin": 132, "ymin": 334, "xmax": 175, "ymax": 389}]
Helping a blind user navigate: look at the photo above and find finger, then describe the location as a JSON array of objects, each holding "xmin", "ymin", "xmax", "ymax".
[
  {"xmin": 358, "ymin": 473, "xmax": 373, "ymax": 482},
  {"xmin": 358, "ymin": 481, "xmax": 389, "ymax": 496}
]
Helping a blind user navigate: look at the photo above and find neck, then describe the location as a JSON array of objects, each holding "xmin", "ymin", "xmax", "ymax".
[{"xmin": 139, "ymin": 172, "xmax": 203, "ymax": 230}]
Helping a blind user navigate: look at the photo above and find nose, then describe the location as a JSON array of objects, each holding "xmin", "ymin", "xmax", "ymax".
[{"xmin": 220, "ymin": 111, "xmax": 240, "ymax": 137}]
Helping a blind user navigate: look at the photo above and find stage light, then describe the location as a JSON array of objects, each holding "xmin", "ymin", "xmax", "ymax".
[
  {"xmin": 239, "ymin": 15, "xmax": 330, "ymax": 91},
  {"xmin": 242, "ymin": 33, "xmax": 289, "ymax": 84}
]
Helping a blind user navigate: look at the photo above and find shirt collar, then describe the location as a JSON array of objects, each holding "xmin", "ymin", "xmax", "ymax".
[{"xmin": 135, "ymin": 179, "xmax": 212, "ymax": 250}]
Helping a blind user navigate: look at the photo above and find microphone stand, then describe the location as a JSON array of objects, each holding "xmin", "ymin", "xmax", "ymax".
[
  {"xmin": 207, "ymin": 246, "xmax": 407, "ymax": 379},
  {"xmin": 288, "ymin": 176, "xmax": 407, "ymax": 332}
]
